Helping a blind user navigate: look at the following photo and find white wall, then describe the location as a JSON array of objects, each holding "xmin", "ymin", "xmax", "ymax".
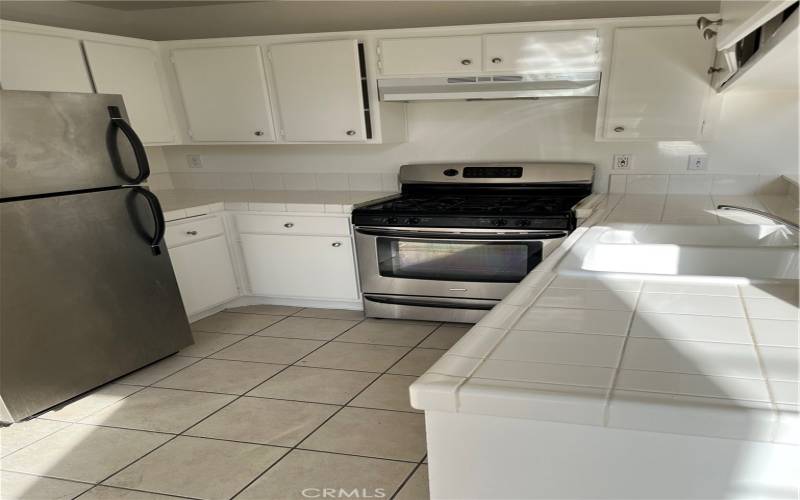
[{"xmin": 160, "ymin": 88, "xmax": 798, "ymax": 192}]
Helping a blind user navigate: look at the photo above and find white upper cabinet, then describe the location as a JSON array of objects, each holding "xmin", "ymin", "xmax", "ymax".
[
  {"xmin": 378, "ymin": 36, "xmax": 482, "ymax": 75},
  {"xmin": 83, "ymin": 41, "xmax": 174, "ymax": 145},
  {"xmin": 482, "ymin": 30, "xmax": 600, "ymax": 74},
  {"xmin": 601, "ymin": 25, "xmax": 717, "ymax": 141},
  {"xmin": 269, "ymin": 39, "xmax": 366, "ymax": 142},
  {"xmin": 0, "ymin": 30, "xmax": 93, "ymax": 92},
  {"xmin": 716, "ymin": 0, "xmax": 796, "ymax": 49},
  {"xmin": 171, "ymin": 45, "xmax": 275, "ymax": 142}
]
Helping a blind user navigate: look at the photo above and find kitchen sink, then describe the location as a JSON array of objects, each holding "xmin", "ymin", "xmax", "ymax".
[{"xmin": 557, "ymin": 224, "xmax": 799, "ymax": 280}]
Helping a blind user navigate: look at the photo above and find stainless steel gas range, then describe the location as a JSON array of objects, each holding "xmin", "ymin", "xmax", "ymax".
[{"xmin": 351, "ymin": 162, "xmax": 594, "ymax": 323}]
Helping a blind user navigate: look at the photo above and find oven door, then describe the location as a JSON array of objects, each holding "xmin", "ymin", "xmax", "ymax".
[{"xmin": 354, "ymin": 227, "xmax": 568, "ymax": 300}]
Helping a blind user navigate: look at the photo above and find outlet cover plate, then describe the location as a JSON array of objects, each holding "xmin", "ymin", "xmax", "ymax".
[
  {"xmin": 687, "ymin": 154, "xmax": 708, "ymax": 171},
  {"xmin": 613, "ymin": 154, "xmax": 632, "ymax": 170}
]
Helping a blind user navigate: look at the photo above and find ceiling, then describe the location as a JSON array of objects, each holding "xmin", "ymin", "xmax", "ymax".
[{"xmin": 0, "ymin": 1, "xmax": 721, "ymax": 41}]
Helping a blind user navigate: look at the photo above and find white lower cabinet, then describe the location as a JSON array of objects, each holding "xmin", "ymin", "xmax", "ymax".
[
  {"xmin": 240, "ymin": 233, "xmax": 359, "ymax": 301},
  {"xmin": 167, "ymin": 219, "xmax": 238, "ymax": 316}
]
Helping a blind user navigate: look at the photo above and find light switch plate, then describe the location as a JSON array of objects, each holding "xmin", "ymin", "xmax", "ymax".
[
  {"xmin": 613, "ymin": 154, "xmax": 632, "ymax": 170},
  {"xmin": 187, "ymin": 155, "xmax": 204, "ymax": 169},
  {"xmin": 687, "ymin": 154, "xmax": 708, "ymax": 171}
]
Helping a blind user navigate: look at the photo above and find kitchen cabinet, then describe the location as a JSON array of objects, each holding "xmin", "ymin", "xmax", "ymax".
[
  {"xmin": 166, "ymin": 216, "xmax": 238, "ymax": 316},
  {"xmin": 269, "ymin": 39, "xmax": 367, "ymax": 142},
  {"xmin": 83, "ymin": 41, "xmax": 175, "ymax": 145},
  {"xmin": 171, "ymin": 45, "xmax": 276, "ymax": 142},
  {"xmin": 716, "ymin": 0, "xmax": 796, "ymax": 49},
  {"xmin": 0, "ymin": 30, "xmax": 93, "ymax": 92},
  {"xmin": 378, "ymin": 35, "xmax": 482, "ymax": 75},
  {"xmin": 600, "ymin": 25, "xmax": 717, "ymax": 141},
  {"xmin": 482, "ymin": 30, "xmax": 599, "ymax": 73}
]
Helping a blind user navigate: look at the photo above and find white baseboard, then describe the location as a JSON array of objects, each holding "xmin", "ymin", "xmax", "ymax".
[{"xmin": 188, "ymin": 295, "xmax": 363, "ymax": 322}]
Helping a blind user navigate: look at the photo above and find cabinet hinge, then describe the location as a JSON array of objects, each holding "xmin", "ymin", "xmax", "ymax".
[
  {"xmin": 187, "ymin": 129, "xmax": 194, "ymax": 139},
  {"xmin": 266, "ymin": 50, "xmax": 271, "ymax": 60},
  {"xmin": 700, "ymin": 120, "xmax": 706, "ymax": 136}
]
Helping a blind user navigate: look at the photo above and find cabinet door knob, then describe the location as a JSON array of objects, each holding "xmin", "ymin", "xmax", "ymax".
[
  {"xmin": 284, "ymin": 222, "xmax": 294, "ymax": 228},
  {"xmin": 346, "ymin": 130, "xmax": 356, "ymax": 136},
  {"xmin": 491, "ymin": 57, "xmax": 502, "ymax": 64},
  {"xmin": 696, "ymin": 16, "xmax": 722, "ymax": 31},
  {"xmin": 460, "ymin": 59, "xmax": 472, "ymax": 65},
  {"xmin": 708, "ymin": 66, "xmax": 723, "ymax": 74},
  {"xmin": 332, "ymin": 241, "xmax": 342, "ymax": 247},
  {"xmin": 254, "ymin": 130, "xmax": 264, "ymax": 136},
  {"xmin": 613, "ymin": 126, "xmax": 625, "ymax": 133},
  {"xmin": 702, "ymin": 28, "xmax": 718, "ymax": 40},
  {"xmin": 185, "ymin": 230, "xmax": 198, "ymax": 236}
]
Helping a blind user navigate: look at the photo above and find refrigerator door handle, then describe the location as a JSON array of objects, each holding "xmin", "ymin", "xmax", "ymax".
[
  {"xmin": 107, "ymin": 106, "xmax": 150, "ymax": 184},
  {"xmin": 133, "ymin": 187, "xmax": 165, "ymax": 255}
]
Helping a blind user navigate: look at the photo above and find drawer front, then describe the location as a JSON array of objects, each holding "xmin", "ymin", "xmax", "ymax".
[
  {"xmin": 166, "ymin": 216, "xmax": 225, "ymax": 247},
  {"xmin": 235, "ymin": 214, "xmax": 350, "ymax": 236}
]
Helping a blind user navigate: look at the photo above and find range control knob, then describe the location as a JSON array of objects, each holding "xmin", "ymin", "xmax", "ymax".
[
  {"xmin": 387, "ymin": 217, "xmax": 399, "ymax": 224},
  {"xmin": 492, "ymin": 218, "xmax": 508, "ymax": 227},
  {"xmin": 407, "ymin": 217, "xmax": 421, "ymax": 225},
  {"xmin": 516, "ymin": 219, "xmax": 531, "ymax": 227}
]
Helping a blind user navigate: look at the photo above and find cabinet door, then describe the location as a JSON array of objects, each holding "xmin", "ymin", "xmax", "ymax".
[
  {"xmin": 269, "ymin": 39, "xmax": 366, "ymax": 142},
  {"xmin": 0, "ymin": 30, "xmax": 92, "ymax": 92},
  {"xmin": 378, "ymin": 36, "xmax": 482, "ymax": 76},
  {"xmin": 602, "ymin": 26, "xmax": 716, "ymax": 140},
  {"xmin": 83, "ymin": 41, "xmax": 174, "ymax": 145},
  {"xmin": 169, "ymin": 235, "xmax": 238, "ymax": 316},
  {"xmin": 241, "ymin": 234, "xmax": 359, "ymax": 300},
  {"xmin": 171, "ymin": 45, "xmax": 275, "ymax": 142},
  {"xmin": 717, "ymin": 0, "xmax": 795, "ymax": 49},
  {"xmin": 482, "ymin": 30, "xmax": 599, "ymax": 73}
]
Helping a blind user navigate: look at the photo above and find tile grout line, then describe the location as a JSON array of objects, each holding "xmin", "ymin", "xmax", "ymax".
[{"xmin": 228, "ymin": 317, "xmax": 444, "ymax": 499}]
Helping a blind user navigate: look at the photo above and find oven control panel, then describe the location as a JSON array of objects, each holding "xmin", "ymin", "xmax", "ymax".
[
  {"xmin": 461, "ymin": 166, "xmax": 523, "ymax": 178},
  {"xmin": 351, "ymin": 214, "xmax": 570, "ymax": 230}
]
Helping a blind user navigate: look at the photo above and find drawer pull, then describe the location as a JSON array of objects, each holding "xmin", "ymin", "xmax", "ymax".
[
  {"xmin": 491, "ymin": 57, "xmax": 502, "ymax": 64},
  {"xmin": 613, "ymin": 126, "xmax": 625, "ymax": 133},
  {"xmin": 331, "ymin": 241, "xmax": 342, "ymax": 247},
  {"xmin": 284, "ymin": 223, "xmax": 294, "ymax": 228},
  {"xmin": 185, "ymin": 230, "xmax": 198, "ymax": 236},
  {"xmin": 460, "ymin": 58, "xmax": 472, "ymax": 65}
]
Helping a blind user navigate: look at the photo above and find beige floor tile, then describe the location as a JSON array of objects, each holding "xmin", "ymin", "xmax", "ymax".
[
  {"xmin": 104, "ymin": 436, "xmax": 286, "ymax": 500},
  {"xmin": 1, "ymin": 424, "xmax": 170, "ymax": 483},
  {"xmin": 179, "ymin": 332, "xmax": 246, "ymax": 358},
  {"xmin": 227, "ymin": 304, "xmax": 302, "ymax": 316},
  {"xmin": 78, "ymin": 485, "xmax": 177, "ymax": 499},
  {"xmin": 395, "ymin": 465, "xmax": 430, "ymax": 500},
  {"xmin": 349, "ymin": 374, "xmax": 420, "ymax": 413},
  {"xmin": 116, "ymin": 355, "xmax": 199, "ymax": 386},
  {"xmin": 186, "ymin": 397, "xmax": 338, "ymax": 446},
  {"xmin": 256, "ymin": 316, "xmax": 359, "ymax": 341},
  {"xmin": 297, "ymin": 342, "xmax": 410, "ymax": 373},
  {"xmin": 300, "ymin": 407, "xmax": 426, "ymax": 461},
  {"xmin": 247, "ymin": 366, "xmax": 378, "ymax": 404},
  {"xmin": 39, "ymin": 384, "xmax": 142, "ymax": 423},
  {"xmin": 211, "ymin": 336, "xmax": 324, "ymax": 364},
  {"xmin": 388, "ymin": 349, "xmax": 445, "ymax": 376},
  {"xmin": 191, "ymin": 312, "xmax": 283, "ymax": 334},
  {"xmin": 81, "ymin": 387, "xmax": 235, "ymax": 433},
  {"xmin": 0, "ymin": 418, "xmax": 69, "ymax": 457},
  {"xmin": 237, "ymin": 449, "xmax": 414, "ymax": 500},
  {"xmin": 153, "ymin": 358, "xmax": 285, "ymax": 395},
  {"xmin": 294, "ymin": 308, "xmax": 365, "ymax": 321},
  {"xmin": 419, "ymin": 324, "xmax": 470, "ymax": 350},
  {"xmin": 0, "ymin": 471, "xmax": 92, "ymax": 500},
  {"xmin": 336, "ymin": 319, "xmax": 438, "ymax": 347}
]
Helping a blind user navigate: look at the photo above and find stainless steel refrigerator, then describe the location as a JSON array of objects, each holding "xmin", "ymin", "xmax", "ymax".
[{"xmin": 0, "ymin": 90, "xmax": 193, "ymax": 423}]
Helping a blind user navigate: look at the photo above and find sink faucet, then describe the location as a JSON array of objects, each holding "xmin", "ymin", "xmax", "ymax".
[{"xmin": 717, "ymin": 205, "xmax": 799, "ymax": 231}]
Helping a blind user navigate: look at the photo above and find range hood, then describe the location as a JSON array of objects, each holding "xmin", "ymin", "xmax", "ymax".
[{"xmin": 378, "ymin": 73, "xmax": 601, "ymax": 102}]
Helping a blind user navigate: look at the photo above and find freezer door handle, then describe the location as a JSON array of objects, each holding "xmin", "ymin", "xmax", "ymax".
[
  {"xmin": 133, "ymin": 187, "xmax": 165, "ymax": 255},
  {"xmin": 107, "ymin": 106, "xmax": 150, "ymax": 184}
]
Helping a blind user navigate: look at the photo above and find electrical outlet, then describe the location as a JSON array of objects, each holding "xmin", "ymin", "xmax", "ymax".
[
  {"xmin": 687, "ymin": 154, "xmax": 708, "ymax": 171},
  {"xmin": 187, "ymin": 155, "xmax": 204, "ymax": 169},
  {"xmin": 613, "ymin": 154, "xmax": 632, "ymax": 170}
]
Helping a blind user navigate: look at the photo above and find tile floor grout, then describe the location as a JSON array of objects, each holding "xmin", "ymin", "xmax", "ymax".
[{"xmin": 2, "ymin": 307, "xmax": 452, "ymax": 500}]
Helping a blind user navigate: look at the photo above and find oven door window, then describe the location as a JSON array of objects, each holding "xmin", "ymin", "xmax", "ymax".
[{"xmin": 376, "ymin": 238, "xmax": 543, "ymax": 283}]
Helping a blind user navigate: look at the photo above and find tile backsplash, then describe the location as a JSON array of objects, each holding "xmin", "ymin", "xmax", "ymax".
[
  {"xmin": 609, "ymin": 174, "xmax": 793, "ymax": 196},
  {"xmin": 166, "ymin": 172, "xmax": 399, "ymax": 192}
]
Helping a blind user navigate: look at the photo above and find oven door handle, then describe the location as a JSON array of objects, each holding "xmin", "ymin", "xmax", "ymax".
[{"xmin": 354, "ymin": 227, "xmax": 569, "ymax": 240}]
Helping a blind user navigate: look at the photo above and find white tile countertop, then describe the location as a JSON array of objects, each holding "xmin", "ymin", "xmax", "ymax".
[
  {"xmin": 154, "ymin": 189, "xmax": 397, "ymax": 221},
  {"xmin": 410, "ymin": 191, "xmax": 800, "ymax": 445}
]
